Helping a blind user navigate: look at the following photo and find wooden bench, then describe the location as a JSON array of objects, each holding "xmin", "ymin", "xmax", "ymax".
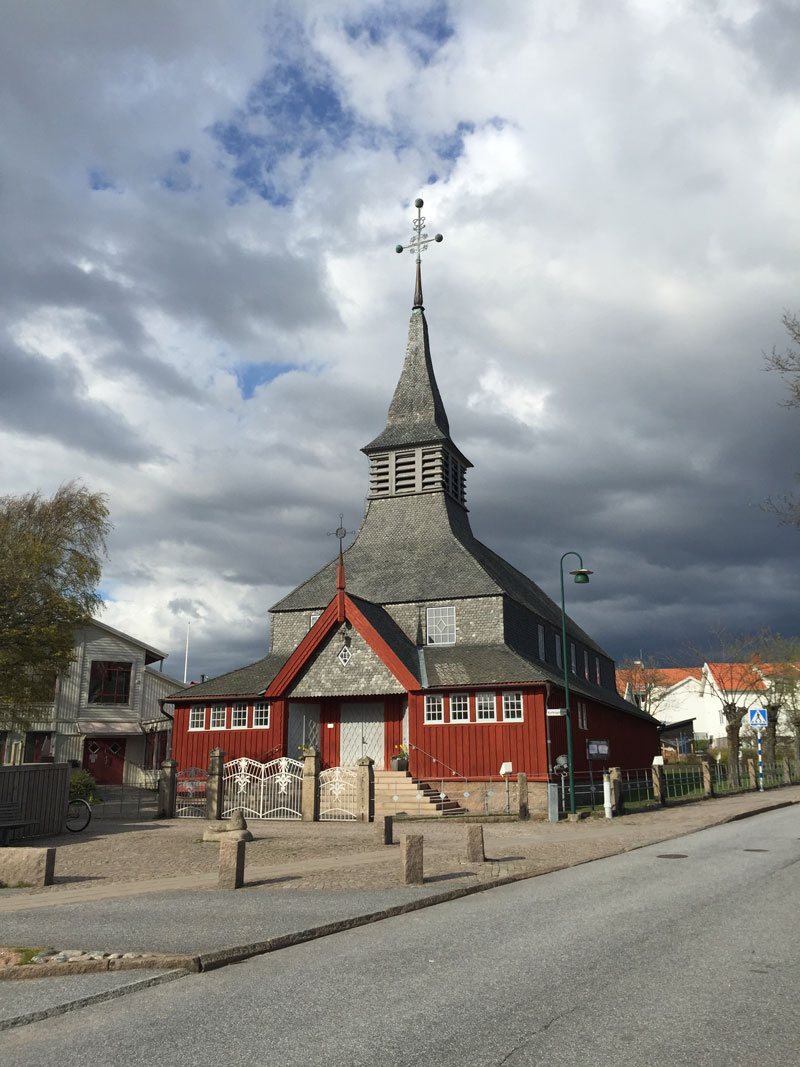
[{"xmin": 0, "ymin": 803, "xmax": 36, "ymax": 846}]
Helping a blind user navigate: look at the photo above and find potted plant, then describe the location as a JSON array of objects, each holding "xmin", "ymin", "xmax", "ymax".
[{"xmin": 390, "ymin": 744, "xmax": 409, "ymax": 772}]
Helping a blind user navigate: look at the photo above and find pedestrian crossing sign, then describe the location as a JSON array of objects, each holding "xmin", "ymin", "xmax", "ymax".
[{"xmin": 749, "ymin": 708, "xmax": 767, "ymax": 728}]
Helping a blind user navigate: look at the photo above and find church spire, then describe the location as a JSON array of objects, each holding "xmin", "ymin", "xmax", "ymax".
[{"xmin": 362, "ymin": 198, "xmax": 471, "ymax": 505}]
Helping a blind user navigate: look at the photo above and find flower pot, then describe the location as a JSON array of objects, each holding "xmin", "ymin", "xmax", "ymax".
[{"xmin": 390, "ymin": 757, "xmax": 409, "ymax": 772}]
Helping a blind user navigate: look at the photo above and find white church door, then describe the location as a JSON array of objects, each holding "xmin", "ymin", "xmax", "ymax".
[
  {"xmin": 287, "ymin": 703, "xmax": 321, "ymax": 759},
  {"xmin": 339, "ymin": 702, "xmax": 385, "ymax": 769}
]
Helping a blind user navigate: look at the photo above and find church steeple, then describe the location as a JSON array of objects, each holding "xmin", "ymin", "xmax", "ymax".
[{"xmin": 362, "ymin": 198, "xmax": 471, "ymax": 507}]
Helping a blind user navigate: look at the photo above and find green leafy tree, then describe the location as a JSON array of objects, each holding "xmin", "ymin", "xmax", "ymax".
[
  {"xmin": 764, "ymin": 312, "xmax": 800, "ymax": 527},
  {"xmin": 0, "ymin": 482, "xmax": 111, "ymax": 728}
]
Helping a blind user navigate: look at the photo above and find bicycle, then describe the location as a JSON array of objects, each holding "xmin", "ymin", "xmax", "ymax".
[{"xmin": 65, "ymin": 796, "xmax": 92, "ymax": 832}]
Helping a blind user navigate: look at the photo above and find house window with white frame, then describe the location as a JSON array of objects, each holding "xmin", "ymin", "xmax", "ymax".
[
  {"xmin": 209, "ymin": 705, "xmax": 226, "ymax": 730},
  {"xmin": 424, "ymin": 694, "xmax": 444, "ymax": 723},
  {"xmin": 583, "ymin": 650, "xmax": 590, "ymax": 679},
  {"xmin": 537, "ymin": 623, "xmax": 546, "ymax": 661},
  {"xmin": 449, "ymin": 693, "xmax": 469, "ymax": 722},
  {"xmin": 570, "ymin": 643, "xmax": 577, "ymax": 675},
  {"xmin": 427, "ymin": 605, "xmax": 456, "ymax": 645},
  {"xmin": 188, "ymin": 706, "xmax": 205, "ymax": 731},
  {"xmin": 577, "ymin": 702, "xmax": 588, "ymax": 730},
  {"xmin": 231, "ymin": 704, "xmax": 248, "ymax": 729},
  {"xmin": 502, "ymin": 691, "xmax": 523, "ymax": 721},
  {"xmin": 253, "ymin": 702, "xmax": 270, "ymax": 728},
  {"xmin": 476, "ymin": 692, "xmax": 497, "ymax": 721}
]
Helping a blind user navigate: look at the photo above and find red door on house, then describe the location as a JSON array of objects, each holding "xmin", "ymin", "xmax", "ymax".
[{"xmin": 83, "ymin": 737, "xmax": 127, "ymax": 784}]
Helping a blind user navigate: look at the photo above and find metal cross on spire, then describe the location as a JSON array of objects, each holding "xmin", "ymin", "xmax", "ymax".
[
  {"xmin": 395, "ymin": 197, "xmax": 443, "ymax": 309},
  {"xmin": 327, "ymin": 515, "xmax": 348, "ymax": 553}
]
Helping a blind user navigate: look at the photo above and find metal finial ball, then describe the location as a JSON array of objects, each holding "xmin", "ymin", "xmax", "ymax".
[
  {"xmin": 395, "ymin": 244, "xmax": 404, "ymax": 253},
  {"xmin": 414, "ymin": 198, "xmax": 424, "ymax": 208},
  {"xmin": 434, "ymin": 233, "xmax": 443, "ymax": 242},
  {"xmin": 335, "ymin": 527, "xmax": 346, "ymax": 540}
]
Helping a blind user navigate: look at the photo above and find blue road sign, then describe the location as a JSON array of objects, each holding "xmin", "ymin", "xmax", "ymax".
[{"xmin": 749, "ymin": 708, "xmax": 767, "ymax": 728}]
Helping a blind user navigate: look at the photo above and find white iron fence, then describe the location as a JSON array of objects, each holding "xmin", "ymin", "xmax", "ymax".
[
  {"xmin": 222, "ymin": 756, "xmax": 303, "ymax": 819},
  {"xmin": 175, "ymin": 766, "xmax": 208, "ymax": 818},
  {"xmin": 319, "ymin": 766, "xmax": 358, "ymax": 820}
]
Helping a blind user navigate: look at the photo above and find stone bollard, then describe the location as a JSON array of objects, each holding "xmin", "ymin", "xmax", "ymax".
[
  {"xmin": 301, "ymin": 747, "xmax": 320, "ymax": 822},
  {"xmin": 158, "ymin": 759, "xmax": 177, "ymax": 819},
  {"xmin": 517, "ymin": 773, "xmax": 529, "ymax": 821},
  {"xmin": 465, "ymin": 824, "xmax": 485, "ymax": 863},
  {"xmin": 0, "ymin": 847, "xmax": 56, "ymax": 888},
  {"xmin": 400, "ymin": 834, "xmax": 423, "ymax": 885},
  {"xmin": 651, "ymin": 763, "xmax": 666, "ymax": 806},
  {"xmin": 783, "ymin": 757, "xmax": 792, "ymax": 784},
  {"xmin": 747, "ymin": 758, "xmax": 758, "ymax": 790},
  {"xmin": 378, "ymin": 815, "xmax": 393, "ymax": 845},
  {"xmin": 218, "ymin": 838, "xmax": 246, "ymax": 890},
  {"xmin": 206, "ymin": 748, "xmax": 225, "ymax": 821}
]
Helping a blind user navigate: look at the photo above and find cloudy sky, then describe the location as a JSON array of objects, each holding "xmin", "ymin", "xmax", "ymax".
[{"xmin": 2, "ymin": 0, "xmax": 798, "ymax": 683}]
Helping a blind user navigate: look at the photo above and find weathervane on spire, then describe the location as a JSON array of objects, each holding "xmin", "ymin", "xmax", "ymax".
[
  {"xmin": 328, "ymin": 515, "xmax": 349, "ymax": 622},
  {"xmin": 395, "ymin": 198, "xmax": 443, "ymax": 309},
  {"xmin": 327, "ymin": 515, "xmax": 348, "ymax": 553}
]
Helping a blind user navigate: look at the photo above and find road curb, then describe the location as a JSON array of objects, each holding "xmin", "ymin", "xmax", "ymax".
[{"xmin": 0, "ymin": 968, "xmax": 190, "ymax": 1033}]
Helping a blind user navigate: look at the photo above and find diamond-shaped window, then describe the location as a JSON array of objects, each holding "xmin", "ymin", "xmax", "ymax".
[{"xmin": 338, "ymin": 645, "xmax": 352, "ymax": 667}]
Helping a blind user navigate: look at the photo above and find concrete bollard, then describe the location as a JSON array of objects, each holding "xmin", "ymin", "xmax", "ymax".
[
  {"xmin": 0, "ymin": 847, "xmax": 56, "ymax": 888},
  {"xmin": 218, "ymin": 838, "xmax": 246, "ymax": 890},
  {"xmin": 378, "ymin": 815, "xmax": 393, "ymax": 845},
  {"xmin": 400, "ymin": 834, "xmax": 423, "ymax": 885},
  {"xmin": 465, "ymin": 824, "xmax": 485, "ymax": 863}
]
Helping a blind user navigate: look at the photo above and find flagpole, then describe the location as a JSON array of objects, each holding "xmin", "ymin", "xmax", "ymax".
[{"xmin": 183, "ymin": 622, "xmax": 190, "ymax": 685}]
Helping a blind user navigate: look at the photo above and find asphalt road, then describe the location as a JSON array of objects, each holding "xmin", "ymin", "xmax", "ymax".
[{"xmin": 3, "ymin": 806, "xmax": 799, "ymax": 1066}]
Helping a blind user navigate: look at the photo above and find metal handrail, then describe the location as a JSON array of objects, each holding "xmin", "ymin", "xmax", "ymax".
[{"xmin": 407, "ymin": 743, "xmax": 467, "ymax": 782}]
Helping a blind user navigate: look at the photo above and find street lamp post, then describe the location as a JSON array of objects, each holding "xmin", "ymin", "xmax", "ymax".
[{"xmin": 559, "ymin": 551, "xmax": 593, "ymax": 815}]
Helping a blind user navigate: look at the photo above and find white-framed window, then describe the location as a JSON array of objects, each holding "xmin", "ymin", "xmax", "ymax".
[
  {"xmin": 231, "ymin": 704, "xmax": 248, "ymax": 729},
  {"xmin": 595, "ymin": 657, "xmax": 601, "ymax": 686},
  {"xmin": 570, "ymin": 643, "xmax": 577, "ymax": 675},
  {"xmin": 253, "ymin": 702, "xmax": 270, "ymax": 728},
  {"xmin": 309, "ymin": 613, "xmax": 321, "ymax": 630},
  {"xmin": 427, "ymin": 605, "xmax": 456, "ymax": 645},
  {"xmin": 583, "ymin": 650, "xmax": 590, "ymax": 679},
  {"xmin": 424, "ymin": 694, "xmax": 444, "ymax": 723},
  {"xmin": 577, "ymin": 702, "xmax": 588, "ymax": 730},
  {"xmin": 188, "ymin": 706, "xmax": 205, "ymax": 731},
  {"xmin": 449, "ymin": 693, "xmax": 469, "ymax": 722},
  {"xmin": 476, "ymin": 692, "xmax": 497, "ymax": 721},
  {"xmin": 537, "ymin": 623, "xmax": 546, "ymax": 661},
  {"xmin": 209, "ymin": 705, "xmax": 226, "ymax": 730},
  {"xmin": 502, "ymin": 691, "xmax": 523, "ymax": 721},
  {"xmin": 555, "ymin": 639, "xmax": 563, "ymax": 670}
]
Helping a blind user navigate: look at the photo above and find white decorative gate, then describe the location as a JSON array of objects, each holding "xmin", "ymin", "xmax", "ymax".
[
  {"xmin": 175, "ymin": 767, "xmax": 208, "ymax": 818},
  {"xmin": 222, "ymin": 756, "xmax": 303, "ymax": 819},
  {"xmin": 319, "ymin": 766, "xmax": 358, "ymax": 820}
]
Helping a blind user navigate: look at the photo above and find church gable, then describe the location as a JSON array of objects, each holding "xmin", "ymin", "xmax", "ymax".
[{"xmin": 287, "ymin": 624, "xmax": 406, "ymax": 698}]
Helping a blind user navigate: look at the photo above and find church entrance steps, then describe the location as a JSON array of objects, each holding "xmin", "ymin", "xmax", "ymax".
[{"xmin": 373, "ymin": 770, "xmax": 467, "ymax": 817}]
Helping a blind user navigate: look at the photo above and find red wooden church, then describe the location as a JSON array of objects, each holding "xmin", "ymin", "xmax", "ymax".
[{"xmin": 167, "ymin": 202, "xmax": 658, "ymax": 808}]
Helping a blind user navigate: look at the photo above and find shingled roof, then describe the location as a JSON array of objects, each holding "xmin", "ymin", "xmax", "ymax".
[{"xmin": 165, "ymin": 652, "xmax": 290, "ymax": 702}]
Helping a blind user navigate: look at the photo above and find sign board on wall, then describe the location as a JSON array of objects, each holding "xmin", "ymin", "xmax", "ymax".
[
  {"xmin": 587, "ymin": 739, "xmax": 610, "ymax": 759},
  {"xmin": 546, "ymin": 707, "xmax": 567, "ymax": 717}
]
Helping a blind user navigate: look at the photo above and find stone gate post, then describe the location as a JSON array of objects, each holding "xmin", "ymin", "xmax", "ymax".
[
  {"xmin": 157, "ymin": 759, "xmax": 177, "ymax": 819},
  {"xmin": 782, "ymin": 757, "xmax": 792, "ymax": 784},
  {"xmin": 608, "ymin": 767, "xmax": 623, "ymax": 815},
  {"xmin": 747, "ymin": 758, "xmax": 758, "ymax": 791},
  {"xmin": 356, "ymin": 756, "xmax": 375, "ymax": 822},
  {"xmin": 700, "ymin": 755, "xmax": 714, "ymax": 797},
  {"xmin": 517, "ymin": 772, "xmax": 529, "ymax": 821},
  {"xmin": 206, "ymin": 748, "xmax": 226, "ymax": 821},
  {"xmin": 651, "ymin": 763, "xmax": 666, "ymax": 806},
  {"xmin": 301, "ymin": 747, "xmax": 320, "ymax": 821}
]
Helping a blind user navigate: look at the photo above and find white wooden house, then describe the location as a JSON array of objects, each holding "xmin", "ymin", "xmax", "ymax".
[{"xmin": 1, "ymin": 619, "xmax": 181, "ymax": 786}]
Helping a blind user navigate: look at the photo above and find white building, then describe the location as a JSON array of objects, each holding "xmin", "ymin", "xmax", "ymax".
[{"xmin": 1, "ymin": 619, "xmax": 181, "ymax": 786}]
